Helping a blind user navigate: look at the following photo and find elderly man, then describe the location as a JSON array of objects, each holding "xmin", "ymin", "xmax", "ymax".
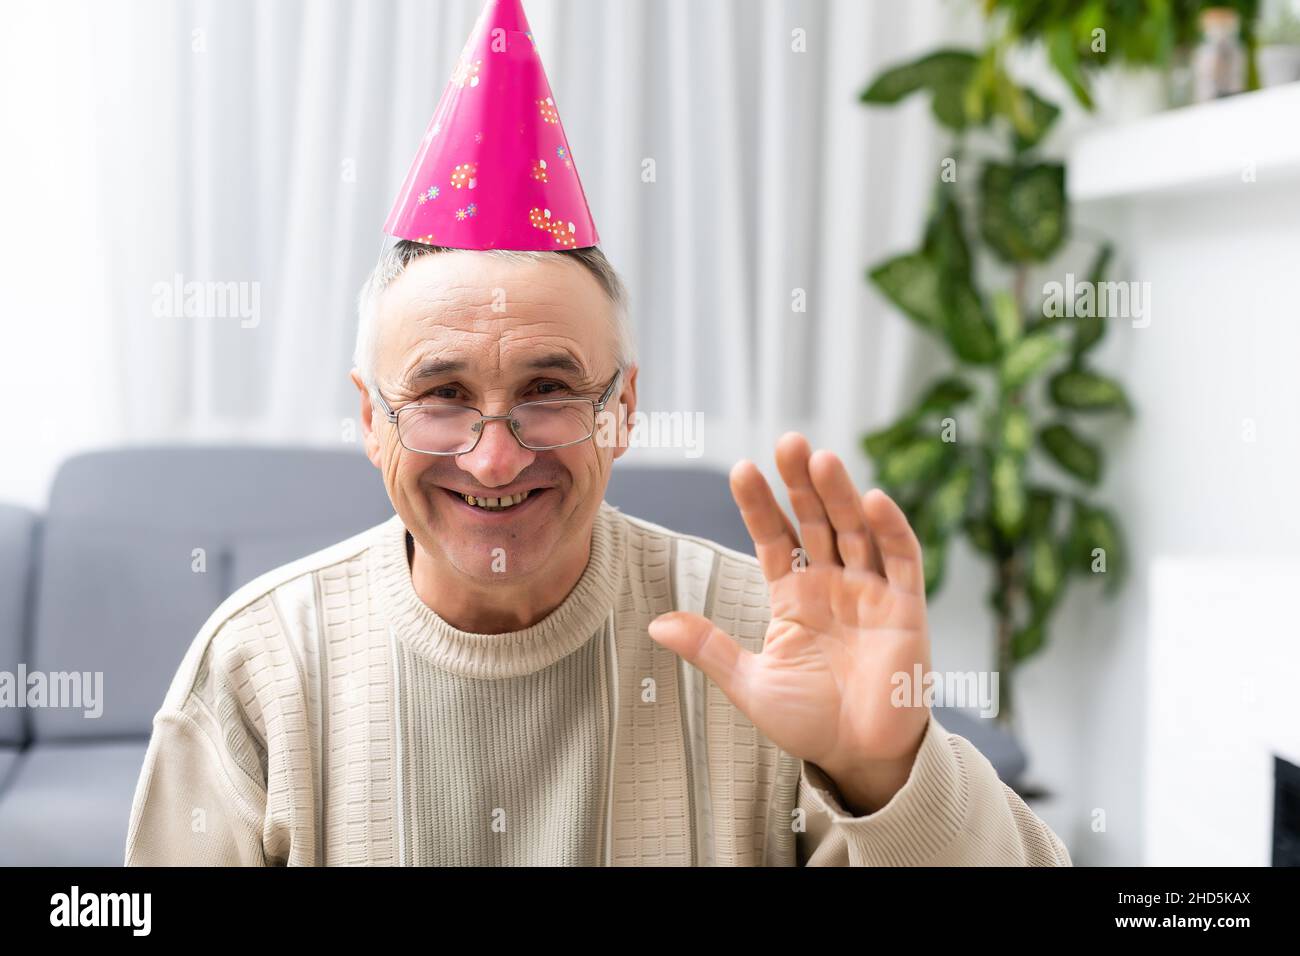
[
  {"xmin": 125, "ymin": 239, "xmax": 1069, "ymax": 866},
  {"xmin": 125, "ymin": 0, "xmax": 1069, "ymax": 867}
]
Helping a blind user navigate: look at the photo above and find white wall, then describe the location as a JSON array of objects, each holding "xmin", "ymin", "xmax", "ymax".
[
  {"xmin": 1092, "ymin": 180, "xmax": 1300, "ymax": 865},
  {"xmin": 1030, "ymin": 161, "xmax": 1300, "ymax": 865},
  {"xmin": 1147, "ymin": 558, "xmax": 1300, "ymax": 864}
]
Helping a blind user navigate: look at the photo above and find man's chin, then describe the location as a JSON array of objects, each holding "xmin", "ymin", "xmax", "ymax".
[{"xmin": 439, "ymin": 542, "xmax": 553, "ymax": 583}]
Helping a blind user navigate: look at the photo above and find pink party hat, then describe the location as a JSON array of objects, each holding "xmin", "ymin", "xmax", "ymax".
[{"xmin": 383, "ymin": 0, "xmax": 599, "ymax": 250}]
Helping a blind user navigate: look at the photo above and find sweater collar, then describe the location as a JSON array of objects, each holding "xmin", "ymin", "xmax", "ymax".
[{"xmin": 371, "ymin": 501, "xmax": 626, "ymax": 679}]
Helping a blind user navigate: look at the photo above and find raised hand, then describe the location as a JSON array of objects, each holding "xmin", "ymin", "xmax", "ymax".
[{"xmin": 648, "ymin": 432, "xmax": 932, "ymax": 814}]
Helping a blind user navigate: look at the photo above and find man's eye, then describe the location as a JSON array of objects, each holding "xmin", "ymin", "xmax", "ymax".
[
  {"xmin": 427, "ymin": 386, "xmax": 464, "ymax": 401},
  {"xmin": 532, "ymin": 381, "xmax": 570, "ymax": 396}
]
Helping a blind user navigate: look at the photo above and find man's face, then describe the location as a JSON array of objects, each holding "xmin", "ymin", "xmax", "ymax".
[{"xmin": 353, "ymin": 250, "xmax": 637, "ymax": 583}]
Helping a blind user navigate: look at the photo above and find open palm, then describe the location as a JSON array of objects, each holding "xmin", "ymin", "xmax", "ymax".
[{"xmin": 648, "ymin": 432, "xmax": 933, "ymax": 812}]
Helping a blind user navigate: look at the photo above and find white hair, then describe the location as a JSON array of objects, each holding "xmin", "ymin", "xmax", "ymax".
[{"xmin": 354, "ymin": 241, "xmax": 635, "ymax": 386}]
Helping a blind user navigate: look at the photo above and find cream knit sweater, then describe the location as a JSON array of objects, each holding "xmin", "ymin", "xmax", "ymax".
[{"xmin": 124, "ymin": 501, "xmax": 1071, "ymax": 866}]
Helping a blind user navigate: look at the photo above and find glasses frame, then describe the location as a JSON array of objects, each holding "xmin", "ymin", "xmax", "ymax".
[{"xmin": 371, "ymin": 369, "xmax": 623, "ymax": 455}]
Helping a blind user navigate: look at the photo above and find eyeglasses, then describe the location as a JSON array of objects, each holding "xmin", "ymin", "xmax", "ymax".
[{"xmin": 370, "ymin": 370, "xmax": 622, "ymax": 455}]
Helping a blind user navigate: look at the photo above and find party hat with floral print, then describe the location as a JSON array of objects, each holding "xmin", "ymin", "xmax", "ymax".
[{"xmin": 383, "ymin": 0, "xmax": 598, "ymax": 250}]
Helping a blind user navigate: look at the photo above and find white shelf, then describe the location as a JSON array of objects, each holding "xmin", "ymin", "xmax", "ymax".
[{"xmin": 1067, "ymin": 82, "xmax": 1300, "ymax": 202}]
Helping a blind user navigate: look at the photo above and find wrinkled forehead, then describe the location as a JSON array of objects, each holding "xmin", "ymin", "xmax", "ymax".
[{"xmin": 375, "ymin": 251, "xmax": 615, "ymax": 384}]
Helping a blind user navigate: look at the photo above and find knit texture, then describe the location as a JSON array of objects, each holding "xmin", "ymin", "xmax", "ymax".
[{"xmin": 124, "ymin": 501, "xmax": 1072, "ymax": 866}]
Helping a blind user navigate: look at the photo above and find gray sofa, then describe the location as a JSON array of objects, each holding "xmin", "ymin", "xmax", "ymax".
[{"xmin": 0, "ymin": 446, "xmax": 1023, "ymax": 865}]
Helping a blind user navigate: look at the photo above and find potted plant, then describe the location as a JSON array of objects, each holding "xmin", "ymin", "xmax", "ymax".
[
  {"xmin": 858, "ymin": 42, "xmax": 1135, "ymax": 733},
  {"xmin": 983, "ymin": 0, "xmax": 1261, "ymax": 107}
]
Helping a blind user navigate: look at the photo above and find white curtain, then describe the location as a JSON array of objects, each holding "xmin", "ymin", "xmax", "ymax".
[{"xmin": 3, "ymin": 0, "xmax": 981, "ymax": 502}]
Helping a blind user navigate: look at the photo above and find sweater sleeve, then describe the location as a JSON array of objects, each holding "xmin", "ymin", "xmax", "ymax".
[
  {"xmin": 124, "ymin": 708, "xmax": 270, "ymax": 866},
  {"xmin": 123, "ymin": 610, "xmax": 279, "ymax": 867},
  {"xmin": 794, "ymin": 711, "xmax": 1072, "ymax": 866}
]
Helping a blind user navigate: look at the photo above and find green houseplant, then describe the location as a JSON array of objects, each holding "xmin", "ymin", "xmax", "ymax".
[
  {"xmin": 859, "ymin": 2, "xmax": 1263, "ymax": 728},
  {"xmin": 857, "ymin": 46, "xmax": 1132, "ymax": 728},
  {"xmin": 983, "ymin": 0, "xmax": 1262, "ymax": 105}
]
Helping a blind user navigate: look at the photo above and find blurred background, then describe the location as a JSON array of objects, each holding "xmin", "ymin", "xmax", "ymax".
[{"xmin": 1, "ymin": 0, "xmax": 1298, "ymax": 867}]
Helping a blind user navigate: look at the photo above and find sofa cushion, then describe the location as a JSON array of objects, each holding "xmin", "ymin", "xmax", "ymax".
[
  {"xmin": 0, "ymin": 740, "xmax": 149, "ymax": 865},
  {"xmin": 30, "ymin": 447, "xmax": 394, "ymax": 741},
  {"xmin": 30, "ymin": 523, "xmax": 227, "ymax": 740},
  {"xmin": 605, "ymin": 465, "xmax": 753, "ymax": 556},
  {"xmin": 933, "ymin": 706, "xmax": 1028, "ymax": 786},
  {"xmin": 230, "ymin": 531, "xmax": 376, "ymax": 594}
]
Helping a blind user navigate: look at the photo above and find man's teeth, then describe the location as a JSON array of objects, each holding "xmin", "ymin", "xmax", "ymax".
[{"xmin": 462, "ymin": 490, "xmax": 532, "ymax": 510}]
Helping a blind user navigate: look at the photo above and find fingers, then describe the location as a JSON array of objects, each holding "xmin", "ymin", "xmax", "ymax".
[
  {"xmin": 863, "ymin": 488, "xmax": 925, "ymax": 595},
  {"xmin": 734, "ymin": 434, "xmax": 907, "ymax": 589},
  {"xmin": 730, "ymin": 459, "xmax": 801, "ymax": 582},
  {"xmin": 775, "ymin": 433, "xmax": 838, "ymax": 566},
  {"xmin": 807, "ymin": 448, "xmax": 886, "ymax": 576},
  {"xmin": 648, "ymin": 611, "xmax": 755, "ymax": 711}
]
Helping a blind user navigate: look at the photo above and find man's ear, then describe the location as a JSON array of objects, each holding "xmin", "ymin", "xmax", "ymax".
[
  {"xmin": 349, "ymin": 368, "xmax": 383, "ymax": 469},
  {"xmin": 612, "ymin": 364, "xmax": 639, "ymax": 462}
]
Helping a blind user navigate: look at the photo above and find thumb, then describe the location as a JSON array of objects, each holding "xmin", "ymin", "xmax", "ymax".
[{"xmin": 648, "ymin": 612, "xmax": 754, "ymax": 709}]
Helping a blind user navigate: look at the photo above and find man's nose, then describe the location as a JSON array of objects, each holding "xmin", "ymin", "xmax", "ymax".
[{"xmin": 455, "ymin": 416, "xmax": 536, "ymax": 487}]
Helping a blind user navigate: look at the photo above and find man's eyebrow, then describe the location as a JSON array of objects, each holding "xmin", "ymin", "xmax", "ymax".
[
  {"xmin": 524, "ymin": 354, "xmax": 587, "ymax": 376},
  {"xmin": 404, "ymin": 358, "xmax": 467, "ymax": 384},
  {"xmin": 400, "ymin": 353, "xmax": 588, "ymax": 388}
]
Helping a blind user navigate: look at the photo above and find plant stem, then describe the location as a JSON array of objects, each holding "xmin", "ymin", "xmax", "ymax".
[
  {"xmin": 996, "ymin": 552, "xmax": 1019, "ymax": 726},
  {"xmin": 995, "ymin": 263, "xmax": 1031, "ymax": 728}
]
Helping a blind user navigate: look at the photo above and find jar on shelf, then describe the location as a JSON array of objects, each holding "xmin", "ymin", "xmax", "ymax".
[{"xmin": 1193, "ymin": 7, "xmax": 1248, "ymax": 102}]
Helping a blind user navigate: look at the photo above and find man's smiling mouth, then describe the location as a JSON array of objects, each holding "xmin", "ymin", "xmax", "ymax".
[
  {"xmin": 460, "ymin": 489, "xmax": 531, "ymax": 511},
  {"xmin": 441, "ymin": 487, "xmax": 547, "ymax": 513}
]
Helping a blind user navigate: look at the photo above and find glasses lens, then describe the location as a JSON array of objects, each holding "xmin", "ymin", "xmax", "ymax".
[
  {"xmin": 398, "ymin": 405, "xmax": 481, "ymax": 454},
  {"xmin": 512, "ymin": 400, "xmax": 595, "ymax": 449}
]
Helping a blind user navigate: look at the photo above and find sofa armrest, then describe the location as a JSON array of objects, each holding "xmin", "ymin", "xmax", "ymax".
[{"xmin": 0, "ymin": 504, "xmax": 38, "ymax": 746}]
